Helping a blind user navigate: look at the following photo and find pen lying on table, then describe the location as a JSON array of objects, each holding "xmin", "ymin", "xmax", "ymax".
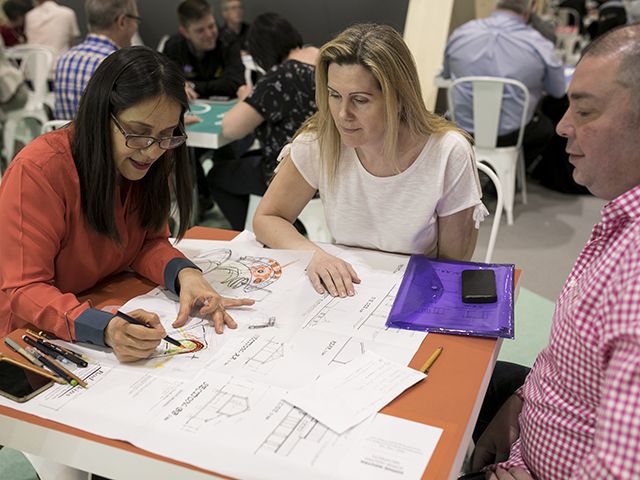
[
  {"xmin": 23, "ymin": 346, "xmax": 79, "ymax": 387},
  {"xmin": 22, "ymin": 335, "xmax": 73, "ymax": 367},
  {"xmin": 26, "ymin": 329, "xmax": 91, "ymax": 362},
  {"xmin": 3, "ymin": 338, "xmax": 66, "ymax": 384},
  {"xmin": 115, "ymin": 310, "xmax": 184, "ymax": 348},
  {"xmin": 23, "ymin": 331, "xmax": 88, "ymax": 368},
  {"xmin": 22, "ymin": 336, "xmax": 88, "ymax": 388}
]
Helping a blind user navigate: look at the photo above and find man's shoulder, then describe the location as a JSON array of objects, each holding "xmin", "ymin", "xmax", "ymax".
[{"xmin": 163, "ymin": 33, "xmax": 187, "ymax": 54}]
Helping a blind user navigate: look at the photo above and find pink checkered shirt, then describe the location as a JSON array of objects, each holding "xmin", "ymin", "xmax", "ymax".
[{"xmin": 499, "ymin": 184, "xmax": 640, "ymax": 479}]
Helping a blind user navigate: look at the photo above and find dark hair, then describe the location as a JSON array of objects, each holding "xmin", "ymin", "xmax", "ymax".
[
  {"xmin": 72, "ymin": 46, "xmax": 192, "ymax": 242},
  {"xmin": 246, "ymin": 13, "xmax": 303, "ymax": 71},
  {"xmin": 2, "ymin": 0, "xmax": 32, "ymax": 22},
  {"xmin": 177, "ymin": 0, "xmax": 212, "ymax": 27}
]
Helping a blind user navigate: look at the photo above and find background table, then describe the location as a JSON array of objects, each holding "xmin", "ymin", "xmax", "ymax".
[
  {"xmin": 0, "ymin": 227, "xmax": 500, "ymax": 479},
  {"xmin": 186, "ymin": 100, "xmax": 237, "ymax": 149}
]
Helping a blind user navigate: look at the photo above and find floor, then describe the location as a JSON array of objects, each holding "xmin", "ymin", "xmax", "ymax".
[{"xmin": 0, "ymin": 180, "xmax": 603, "ymax": 479}]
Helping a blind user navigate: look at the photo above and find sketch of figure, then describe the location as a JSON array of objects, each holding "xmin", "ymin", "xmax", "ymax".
[{"xmin": 192, "ymin": 249, "xmax": 283, "ymax": 300}]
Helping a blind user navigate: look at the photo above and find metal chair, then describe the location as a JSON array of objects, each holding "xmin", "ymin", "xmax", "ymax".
[
  {"xmin": 156, "ymin": 34, "xmax": 170, "ymax": 52},
  {"xmin": 448, "ymin": 76, "xmax": 530, "ymax": 226},
  {"xmin": 554, "ymin": 7, "xmax": 583, "ymax": 66},
  {"xmin": 476, "ymin": 162, "xmax": 503, "ymax": 263},
  {"xmin": 241, "ymin": 54, "xmax": 264, "ymax": 89}
]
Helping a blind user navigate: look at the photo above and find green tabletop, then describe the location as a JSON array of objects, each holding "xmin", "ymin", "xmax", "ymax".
[{"xmin": 186, "ymin": 100, "xmax": 237, "ymax": 148}]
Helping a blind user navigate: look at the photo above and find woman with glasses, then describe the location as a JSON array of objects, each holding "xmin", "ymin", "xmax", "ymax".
[{"xmin": 0, "ymin": 46, "xmax": 253, "ymax": 363}]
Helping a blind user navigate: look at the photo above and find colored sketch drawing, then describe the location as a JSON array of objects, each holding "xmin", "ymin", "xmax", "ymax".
[
  {"xmin": 192, "ymin": 248, "xmax": 288, "ymax": 301},
  {"xmin": 150, "ymin": 318, "xmax": 210, "ymax": 359}
]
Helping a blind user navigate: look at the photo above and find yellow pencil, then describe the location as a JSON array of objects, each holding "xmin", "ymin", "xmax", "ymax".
[{"xmin": 419, "ymin": 346, "xmax": 443, "ymax": 374}]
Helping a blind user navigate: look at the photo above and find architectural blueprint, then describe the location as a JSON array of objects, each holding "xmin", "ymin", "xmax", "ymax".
[{"xmin": 0, "ymin": 237, "xmax": 442, "ymax": 479}]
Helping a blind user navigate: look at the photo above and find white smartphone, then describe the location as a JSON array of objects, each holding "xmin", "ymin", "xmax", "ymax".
[{"xmin": 0, "ymin": 357, "xmax": 54, "ymax": 403}]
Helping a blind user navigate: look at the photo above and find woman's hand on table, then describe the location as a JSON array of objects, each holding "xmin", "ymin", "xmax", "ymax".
[
  {"xmin": 185, "ymin": 82, "xmax": 199, "ymax": 101},
  {"xmin": 173, "ymin": 268, "xmax": 255, "ymax": 333},
  {"xmin": 307, "ymin": 249, "xmax": 361, "ymax": 297},
  {"xmin": 104, "ymin": 309, "xmax": 166, "ymax": 363}
]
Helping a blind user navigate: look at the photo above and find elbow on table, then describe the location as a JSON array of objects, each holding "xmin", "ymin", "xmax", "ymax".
[{"xmin": 252, "ymin": 211, "xmax": 269, "ymax": 242}]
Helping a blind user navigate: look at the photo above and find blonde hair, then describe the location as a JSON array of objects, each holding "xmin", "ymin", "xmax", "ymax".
[{"xmin": 297, "ymin": 23, "xmax": 467, "ymax": 184}]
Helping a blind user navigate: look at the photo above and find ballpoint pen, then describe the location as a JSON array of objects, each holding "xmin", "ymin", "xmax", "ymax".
[
  {"xmin": 26, "ymin": 329, "xmax": 91, "ymax": 363},
  {"xmin": 115, "ymin": 310, "xmax": 183, "ymax": 348},
  {"xmin": 22, "ymin": 335, "xmax": 74, "ymax": 367},
  {"xmin": 23, "ymin": 333, "xmax": 88, "ymax": 368}
]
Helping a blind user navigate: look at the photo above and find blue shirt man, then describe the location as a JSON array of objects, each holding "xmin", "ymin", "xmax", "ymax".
[
  {"xmin": 443, "ymin": 2, "xmax": 565, "ymax": 139},
  {"xmin": 53, "ymin": 0, "xmax": 139, "ymax": 119}
]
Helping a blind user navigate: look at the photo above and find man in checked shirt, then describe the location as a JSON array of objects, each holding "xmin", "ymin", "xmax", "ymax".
[{"xmin": 467, "ymin": 24, "xmax": 640, "ymax": 480}]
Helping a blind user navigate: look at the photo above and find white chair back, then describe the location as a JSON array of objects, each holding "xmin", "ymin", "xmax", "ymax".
[
  {"xmin": 156, "ymin": 34, "xmax": 170, "ymax": 52},
  {"xmin": 2, "ymin": 46, "xmax": 53, "ymax": 164},
  {"xmin": 448, "ymin": 76, "xmax": 530, "ymax": 226},
  {"xmin": 241, "ymin": 54, "xmax": 265, "ymax": 88},
  {"xmin": 476, "ymin": 162, "xmax": 503, "ymax": 264},
  {"xmin": 41, "ymin": 120, "xmax": 71, "ymax": 134},
  {"xmin": 448, "ymin": 76, "xmax": 530, "ymax": 149},
  {"xmin": 22, "ymin": 50, "xmax": 51, "ymax": 109},
  {"xmin": 555, "ymin": 7, "xmax": 580, "ymax": 27}
]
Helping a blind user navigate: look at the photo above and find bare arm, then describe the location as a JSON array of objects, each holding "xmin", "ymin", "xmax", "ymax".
[
  {"xmin": 253, "ymin": 154, "xmax": 318, "ymax": 249},
  {"xmin": 254, "ymin": 156, "xmax": 360, "ymax": 296},
  {"xmin": 437, "ymin": 206, "xmax": 478, "ymax": 261},
  {"xmin": 221, "ymin": 99, "xmax": 264, "ymax": 140}
]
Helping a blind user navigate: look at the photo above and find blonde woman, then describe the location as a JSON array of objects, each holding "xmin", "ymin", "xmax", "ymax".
[{"xmin": 253, "ymin": 23, "xmax": 486, "ymax": 298}]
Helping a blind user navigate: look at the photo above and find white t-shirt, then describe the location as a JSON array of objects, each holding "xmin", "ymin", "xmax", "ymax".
[
  {"xmin": 287, "ymin": 131, "xmax": 484, "ymax": 255},
  {"xmin": 25, "ymin": 2, "xmax": 80, "ymax": 75}
]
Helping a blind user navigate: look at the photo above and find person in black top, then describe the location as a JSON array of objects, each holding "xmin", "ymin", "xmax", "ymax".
[
  {"xmin": 162, "ymin": 0, "xmax": 245, "ymax": 217},
  {"xmin": 219, "ymin": 0, "xmax": 249, "ymax": 51},
  {"xmin": 162, "ymin": 0, "xmax": 243, "ymax": 98},
  {"xmin": 216, "ymin": 13, "xmax": 318, "ymax": 231}
]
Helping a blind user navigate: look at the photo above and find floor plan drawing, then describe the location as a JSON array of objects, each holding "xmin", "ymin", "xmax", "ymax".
[
  {"xmin": 178, "ymin": 378, "xmax": 254, "ymax": 433},
  {"xmin": 256, "ymin": 401, "xmax": 340, "ymax": 464}
]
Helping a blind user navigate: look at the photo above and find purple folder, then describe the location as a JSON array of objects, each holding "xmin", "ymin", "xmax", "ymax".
[{"xmin": 386, "ymin": 256, "xmax": 514, "ymax": 338}]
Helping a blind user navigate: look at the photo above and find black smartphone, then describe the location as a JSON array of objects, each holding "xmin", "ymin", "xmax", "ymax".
[
  {"xmin": 461, "ymin": 269, "xmax": 497, "ymax": 304},
  {"xmin": 0, "ymin": 357, "xmax": 54, "ymax": 403}
]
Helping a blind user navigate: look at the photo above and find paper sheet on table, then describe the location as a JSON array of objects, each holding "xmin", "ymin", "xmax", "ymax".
[
  {"xmin": 0, "ymin": 239, "xmax": 444, "ymax": 479},
  {"xmin": 339, "ymin": 413, "xmax": 443, "ymax": 479},
  {"xmin": 285, "ymin": 351, "xmax": 425, "ymax": 433}
]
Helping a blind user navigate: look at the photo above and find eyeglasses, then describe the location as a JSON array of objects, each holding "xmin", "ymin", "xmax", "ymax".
[
  {"xmin": 111, "ymin": 114, "xmax": 187, "ymax": 150},
  {"xmin": 124, "ymin": 13, "xmax": 142, "ymax": 24}
]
